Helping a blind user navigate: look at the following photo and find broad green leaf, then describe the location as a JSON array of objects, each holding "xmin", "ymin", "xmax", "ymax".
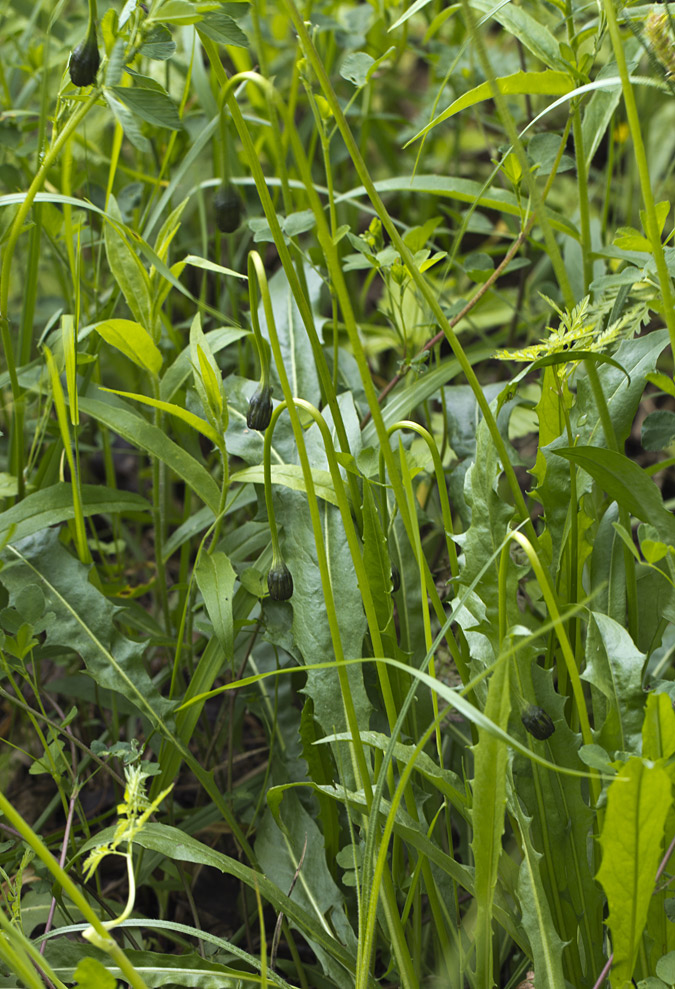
[
  {"xmin": 657, "ymin": 953, "xmax": 675, "ymax": 984},
  {"xmin": 140, "ymin": 24, "xmax": 176, "ymax": 59},
  {"xmin": 194, "ymin": 551, "xmax": 236, "ymax": 662},
  {"xmin": 614, "ymin": 226, "xmax": 652, "ymax": 252},
  {"xmin": 458, "ymin": 413, "xmax": 517, "ymax": 634},
  {"xmin": 513, "ymin": 665, "xmax": 605, "ymax": 978},
  {"xmin": 105, "ymin": 90, "xmax": 151, "ymax": 152},
  {"xmin": 471, "ymin": 655, "xmax": 511, "ymax": 987},
  {"xmin": 410, "ymin": 71, "xmax": 572, "ymax": 143},
  {"xmin": 0, "ymin": 530, "xmax": 174, "ymax": 725},
  {"xmin": 340, "ymin": 52, "xmax": 374, "ymax": 87},
  {"xmin": 92, "ymin": 319, "xmax": 162, "ymax": 376},
  {"xmin": 101, "ymin": 386, "xmax": 222, "ymax": 447},
  {"xmin": 597, "ymin": 757, "xmax": 671, "ymax": 987},
  {"xmin": 0, "ymin": 483, "xmax": 150, "ymax": 543},
  {"xmin": 256, "ymin": 789, "xmax": 357, "ymax": 984},
  {"xmin": 79, "ymin": 391, "xmax": 221, "ymax": 513},
  {"xmin": 554, "ymin": 446, "xmax": 675, "ymax": 546},
  {"xmin": 104, "ymin": 196, "xmax": 152, "ymax": 330},
  {"xmin": 583, "ymin": 612, "xmax": 646, "ymax": 755},
  {"xmin": 509, "ymin": 774, "xmax": 567, "ymax": 989},
  {"xmin": 110, "ymin": 85, "xmax": 182, "ymax": 130},
  {"xmin": 197, "ymin": 9, "xmax": 248, "ymax": 46},
  {"xmin": 231, "ymin": 463, "xmax": 340, "ymax": 506},
  {"xmin": 642, "ymin": 410, "xmax": 675, "ymax": 452},
  {"xmin": 442, "ymin": 380, "xmax": 503, "ymax": 524},
  {"xmin": 277, "ymin": 490, "xmax": 369, "ymax": 762}
]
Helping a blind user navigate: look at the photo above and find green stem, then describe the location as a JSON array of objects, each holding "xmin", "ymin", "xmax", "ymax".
[
  {"xmin": 279, "ymin": 8, "xmax": 540, "ymax": 551},
  {"xmin": 584, "ymin": 360, "xmax": 639, "ymax": 640},
  {"xmin": 572, "ymin": 105, "xmax": 593, "ymax": 295},
  {"xmin": 152, "ymin": 379, "xmax": 171, "ymax": 634},
  {"xmin": 207, "ymin": 57, "xmax": 361, "ymax": 520},
  {"xmin": 387, "ymin": 420, "xmax": 459, "ymax": 579},
  {"xmin": 0, "ymin": 88, "xmax": 100, "ymax": 499},
  {"xmin": 251, "ymin": 253, "xmax": 370, "ymax": 792},
  {"xmin": 253, "ymin": 264, "xmax": 416, "ymax": 982}
]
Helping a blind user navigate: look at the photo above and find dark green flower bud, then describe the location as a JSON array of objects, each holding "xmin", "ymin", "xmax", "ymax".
[
  {"xmin": 390, "ymin": 565, "xmax": 400, "ymax": 594},
  {"xmin": 214, "ymin": 183, "xmax": 243, "ymax": 234},
  {"xmin": 267, "ymin": 561, "xmax": 293, "ymax": 601},
  {"xmin": 521, "ymin": 705, "xmax": 555, "ymax": 741},
  {"xmin": 246, "ymin": 387, "xmax": 272, "ymax": 431},
  {"xmin": 69, "ymin": 23, "xmax": 101, "ymax": 88}
]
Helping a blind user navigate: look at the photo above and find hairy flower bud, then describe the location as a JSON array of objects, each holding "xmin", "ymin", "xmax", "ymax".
[
  {"xmin": 267, "ymin": 561, "xmax": 293, "ymax": 601},
  {"xmin": 214, "ymin": 183, "xmax": 243, "ymax": 234},
  {"xmin": 521, "ymin": 705, "xmax": 555, "ymax": 741},
  {"xmin": 69, "ymin": 23, "xmax": 101, "ymax": 88},
  {"xmin": 246, "ymin": 387, "xmax": 272, "ymax": 431}
]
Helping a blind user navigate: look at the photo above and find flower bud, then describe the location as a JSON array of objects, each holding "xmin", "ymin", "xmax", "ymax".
[
  {"xmin": 521, "ymin": 705, "xmax": 555, "ymax": 741},
  {"xmin": 69, "ymin": 23, "xmax": 101, "ymax": 88},
  {"xmin": 267, "ymin": 561, "xmax": 293, "ymax": 601},
  {"xmin": 214, "ymin": 183, "xmax": 243, "ymax": 234},
  {"xmin": 246, "ymin": 387, "xmax": 272, "ymax": 432}
]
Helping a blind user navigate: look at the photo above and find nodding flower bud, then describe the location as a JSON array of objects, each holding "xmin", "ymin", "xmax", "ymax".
[
  {"xmin": 213, "ymin": 183, "xmax": 243, "ymax": 234},
  {"xmin": 390, "ymin": 565, "xmax": 401, "ymax": 594},
  {"xmin": 69, "ymin": 22, "xmax": 101, "ymax": 88},
  {"xmin": 521, "ymin": 705, "xmax": 555, "ymax": 741},
  {"xmin": 246, "ymin": 387, "xmax": 272, "ymax": 432},
  {"xmin": 267, "ymin": 560, "xmax": 293, "ymax": 601}
]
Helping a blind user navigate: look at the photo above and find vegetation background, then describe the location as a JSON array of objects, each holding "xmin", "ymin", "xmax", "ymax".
[{"xmin": 2, "ymin": 0, "xmax": 675, "ymax": 986}]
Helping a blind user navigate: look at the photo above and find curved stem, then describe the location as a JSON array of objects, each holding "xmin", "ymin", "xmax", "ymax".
[
  {"xmin": 0, "ymin": 789, "xmax": 149, "ymax": 989},
  {"xmin": 387, "ymin": 420, "xmax": 459, "ymax": 579}
]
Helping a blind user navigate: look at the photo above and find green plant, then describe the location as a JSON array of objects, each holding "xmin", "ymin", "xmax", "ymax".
[{"xmin": 1, "ymin": 0, "xmax": 675, "ymax": 986}]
